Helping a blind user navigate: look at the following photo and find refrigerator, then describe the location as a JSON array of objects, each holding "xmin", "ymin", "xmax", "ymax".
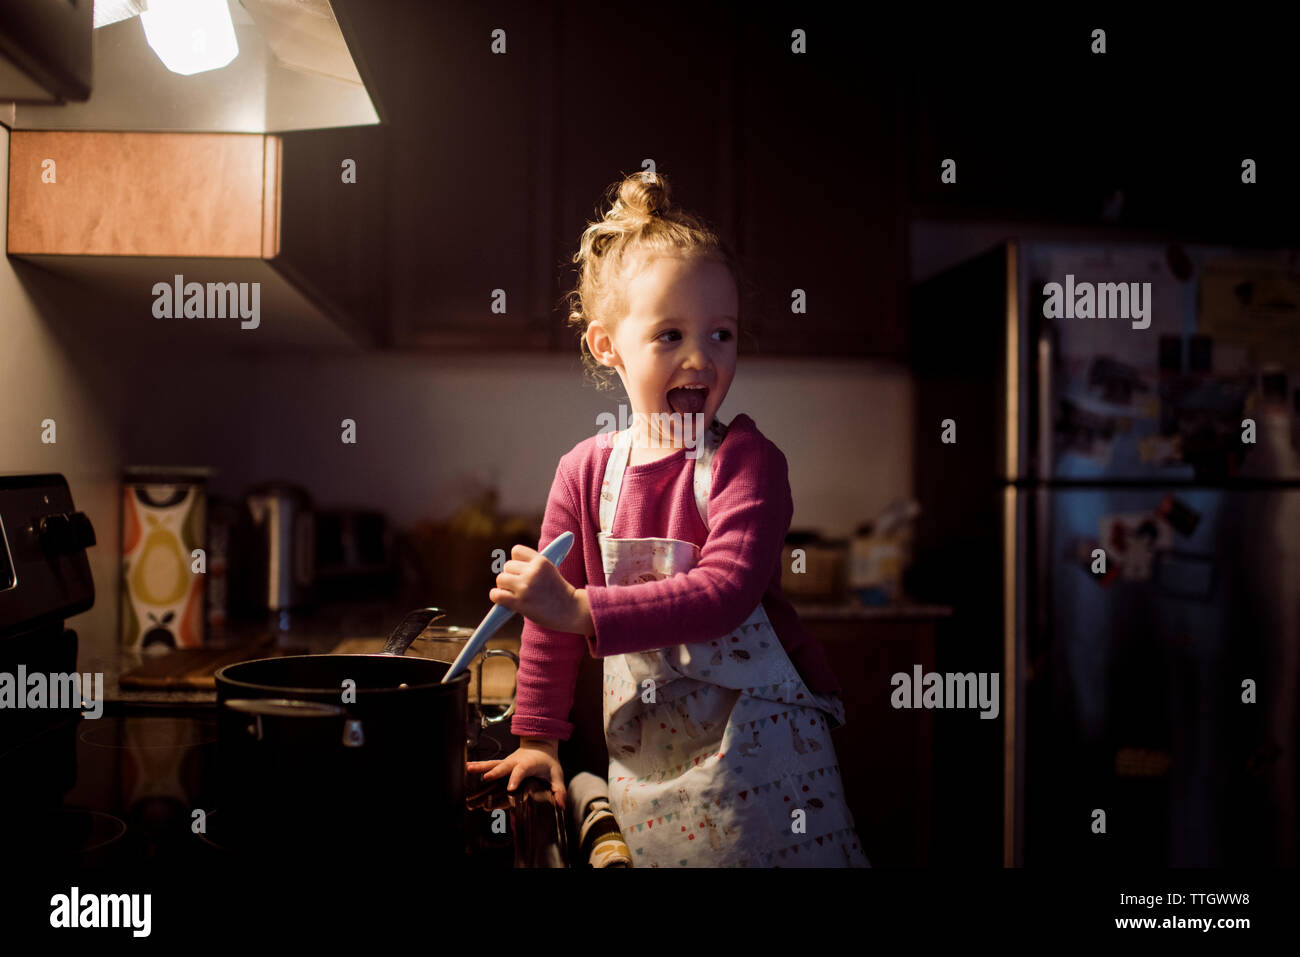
[{"xmin": 910, "ymin": 239, "xmax": 1300, "ymax": 867}]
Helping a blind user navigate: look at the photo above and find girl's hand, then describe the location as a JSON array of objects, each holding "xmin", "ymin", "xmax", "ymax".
[
  {"xmin": 467, "ymin": 738, "xmax": 567, "ymax": 811},
  {"xmin": 491, "ymin": 544, "xmax": 593, "ymax": 635}
]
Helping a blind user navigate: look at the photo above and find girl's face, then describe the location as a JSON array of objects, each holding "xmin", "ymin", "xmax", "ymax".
[{"xmin": 587, "ymin": 255, "xmax": 739, "ymax": 446}]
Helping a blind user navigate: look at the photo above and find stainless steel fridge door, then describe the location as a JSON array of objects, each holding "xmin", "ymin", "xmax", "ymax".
[{"xmin": 1022, "ymin": 485, "xmax": 1299, "ymax": 866}]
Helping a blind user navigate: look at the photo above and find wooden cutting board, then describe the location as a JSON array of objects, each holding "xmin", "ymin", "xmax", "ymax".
[{"xmin": 118, "ymin": 636, "xmax": 295, "ymax": 690}]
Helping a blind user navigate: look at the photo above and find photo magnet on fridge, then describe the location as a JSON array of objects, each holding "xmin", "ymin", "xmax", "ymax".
[{"xmin": 1099, "ymin": 512, "xmax": 1173, "ymax": 582}]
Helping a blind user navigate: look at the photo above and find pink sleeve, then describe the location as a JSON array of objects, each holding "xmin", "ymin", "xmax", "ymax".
[
  {"xmin": 509, "ymin": 462, "xmax": 589, "ymax": 741},
  {"xmin": 584, "ymin": 428, "xmax": 791, "ymax": 658}
]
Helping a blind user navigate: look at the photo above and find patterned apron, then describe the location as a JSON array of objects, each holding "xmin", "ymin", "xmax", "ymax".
[{"xmin": 599, "ymin": 418, "xmax": 870, "ymax": 867}]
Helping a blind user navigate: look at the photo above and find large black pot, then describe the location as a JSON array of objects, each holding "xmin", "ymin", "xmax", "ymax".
[{"xmin": 212, "ymin": 609, "xmax": 480, "ymax": 862}]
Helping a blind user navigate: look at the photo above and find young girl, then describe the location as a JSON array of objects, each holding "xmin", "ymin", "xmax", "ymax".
[{"xmin": 466, "ymin": 172, "xmax": 868, "ymax": 867}]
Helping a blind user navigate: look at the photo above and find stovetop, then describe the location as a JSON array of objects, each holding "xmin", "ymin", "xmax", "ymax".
[{"xmin": 0, "ymin": 708, "xmax": 560, "ymax": 869}]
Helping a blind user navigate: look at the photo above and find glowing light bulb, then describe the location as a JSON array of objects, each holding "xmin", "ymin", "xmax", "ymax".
[{"xmin": 139, "ymin": 0, "xmax": 239, "ymax": 76}]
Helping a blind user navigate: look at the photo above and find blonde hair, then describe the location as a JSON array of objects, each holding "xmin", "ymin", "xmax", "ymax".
[{"xmin": 564, "ymin": 171, "xmax": 746, "ymax": 391}]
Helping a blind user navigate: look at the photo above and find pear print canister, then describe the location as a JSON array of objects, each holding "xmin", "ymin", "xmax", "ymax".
[{"xmin": 121, "ymin": 467, "xmax": 212, "ymax": 651}]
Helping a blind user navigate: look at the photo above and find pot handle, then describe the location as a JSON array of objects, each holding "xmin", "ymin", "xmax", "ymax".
[
  {"xmin": 477, "ymin": 648, "xmax": 518, "ymax": 726},
  {"xmin": 224, "ymin": 698, "xmax": 349, "ymax": 743}
]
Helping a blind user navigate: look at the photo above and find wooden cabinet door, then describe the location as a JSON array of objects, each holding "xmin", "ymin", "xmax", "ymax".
[
  {"xmin": 385, "ymin": 2, "xmax": 556, "ymax": 351},
  {"xmin": 548, "ymin": 3, "xmax": 738, "ymax": 350},
  {"xmin": 734, "ymin": 14, "xmax": 907, "ymax": 358},
  {"xmin": 804, "ymin": 615, "xmax": 937, "ymax": 866}
]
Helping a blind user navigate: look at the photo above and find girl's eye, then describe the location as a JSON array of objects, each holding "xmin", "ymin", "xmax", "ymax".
[{"xmin": 654, "ymin": 328, "xmax": 733, "ymax": 343}]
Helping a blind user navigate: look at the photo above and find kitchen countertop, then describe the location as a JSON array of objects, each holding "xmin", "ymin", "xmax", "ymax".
[
  {"xmin": 791, "ymin": 601, "xmax": 953, "ymax": 620},
  {"xmin": 84, "ymin": 599, "xmax": 521, "ymax": 709},
  {"xmin": 84, "ymin": 599, "xmax": 951, "ymax": 708}
]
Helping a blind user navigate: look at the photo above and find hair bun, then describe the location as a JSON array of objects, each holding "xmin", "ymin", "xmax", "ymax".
[{"xmin": 617, "ymin": 172, "xmax": 671, "ymax": 222}]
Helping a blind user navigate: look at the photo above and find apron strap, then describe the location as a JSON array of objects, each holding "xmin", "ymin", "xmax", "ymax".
[
  {"xmin": 598, "ymin": 427, "xmax": 632, "ymax": 538},
  {"xmin": 598, "ymin": 416, "xmax": 730, "ymax": 538},
  {"xmin": 691, "ymin": 417, "xmax": 729, "ymax": 531}
]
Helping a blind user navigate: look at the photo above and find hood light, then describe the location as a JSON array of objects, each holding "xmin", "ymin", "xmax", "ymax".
[{"xmin": 140, "ymin": 0, "xmax": 239, "ymax": 76}]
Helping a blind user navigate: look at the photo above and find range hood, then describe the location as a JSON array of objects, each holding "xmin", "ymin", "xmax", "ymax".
[
  {"xmin": 3, "ymin": 0, "xmax": 383, "ymax": 353},
  {"xmin": 2, "ymin": 0, "xmax": 381, "ymax": 133}
]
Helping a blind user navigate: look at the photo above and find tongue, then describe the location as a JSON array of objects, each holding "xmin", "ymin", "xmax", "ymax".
[{"xmin": 667, "ymin": 388, "xmax": 706, "ymax": 415}]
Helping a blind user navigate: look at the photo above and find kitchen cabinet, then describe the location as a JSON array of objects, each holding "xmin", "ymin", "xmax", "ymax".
[
  {"xmin": 326, "ymin": 1, "xmax": 907, "ymax": 356},
  {"xmin": 383, "ymin": 2, "xmax": 737, "ymax": 353},
  {"xmin": 805, "ymin": 606, "xmax": 1009, "ymax": 867},
  {"xmin": 547, "ymin": 5, "xmax": 737, "ymax": 352},
  {"xmin": 733, "ymin": 12, "xmax": 908, "ymax": 359},
  {"xmin": 802, "ymin": 611, "xmax": 943, "ymax": 866},
  {"xmin": 546, "ymin": 7, "xmax": 908, "ymax": 359},
  {"xmin": 382, "ymin": 1, "xmax": 554, "ymax": 352}
]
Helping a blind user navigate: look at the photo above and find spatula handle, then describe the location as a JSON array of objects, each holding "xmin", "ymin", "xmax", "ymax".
[{"xmin": 441, "ymin": 532, "xmax": 575, "ymax": 683}]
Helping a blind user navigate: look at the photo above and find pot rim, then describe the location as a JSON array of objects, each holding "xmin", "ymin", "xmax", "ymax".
[{"xmin": 214, "ymin": 653, "xmax": 471, "ymax": 698}]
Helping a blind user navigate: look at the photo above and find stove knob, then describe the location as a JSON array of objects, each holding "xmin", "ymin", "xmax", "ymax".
[
  {"xmin": 38, "ymin": 511, "xmax": 96, "ymax": 557},
  {"xmin": 38, "ymin": 513, "xmax": 73, "ymax": 556}
]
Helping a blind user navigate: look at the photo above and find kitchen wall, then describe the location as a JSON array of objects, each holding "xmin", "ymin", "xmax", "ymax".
[
  {"xmin": 119, "ymin": 350, "xmax": 915, "ymax": 541},
  {"xmin": 0, "ymin": 124, "xmax": 131, "ymax": 657}
]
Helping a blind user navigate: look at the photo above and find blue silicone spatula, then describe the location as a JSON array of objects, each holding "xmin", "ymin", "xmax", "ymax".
[{"xmin": 440, "ymin": 531, "xmax": 575, "ymax": 683}]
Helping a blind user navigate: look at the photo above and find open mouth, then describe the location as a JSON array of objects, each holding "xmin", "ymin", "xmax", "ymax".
[{"xmin": 666, "ymin": 385, "xmax": 709, "ymax": 416}]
